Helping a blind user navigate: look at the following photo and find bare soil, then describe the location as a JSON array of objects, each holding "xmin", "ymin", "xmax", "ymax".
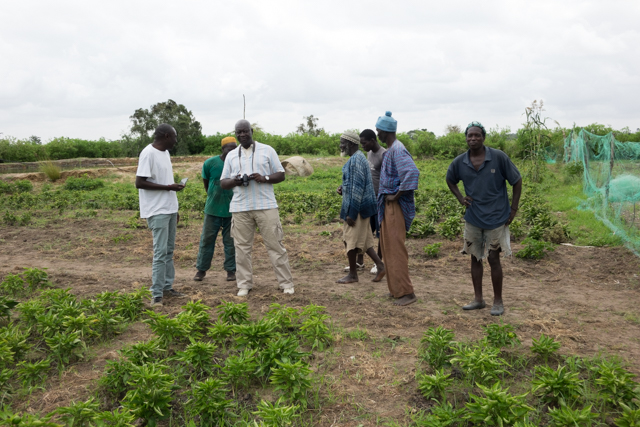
[{"xmin": 2, "ymin": 207, "xmax": 640, "ymax": 424}]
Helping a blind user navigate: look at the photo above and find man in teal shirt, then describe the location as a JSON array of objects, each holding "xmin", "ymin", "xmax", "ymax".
[{"xmin": 193, "ymin": 137, "xmax": 238, "ymax": 282}]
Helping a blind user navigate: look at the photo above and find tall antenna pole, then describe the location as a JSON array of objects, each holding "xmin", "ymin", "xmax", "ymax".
[{"xmin": 243, "ymin": 94, "xmax": 246, "ymax": 119}]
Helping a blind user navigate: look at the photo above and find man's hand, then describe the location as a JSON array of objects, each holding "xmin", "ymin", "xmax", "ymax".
[
  {"xmin": 249, "ymin": 173, "xmax": 267, "ymax": 183},
  {"xmin": 167, "ymin": 184, "xmax": 185, "ymax": 192},
  {"xmin": 460, "ymin": 196, "xmax": 473, "ymax": 207},
  {"xmin": 346, "ymin": 216, "xmax": 356, "ymax": 227},
  {"xmin": 337, "ymin": 185, "xmax": 342, "ymax": 196},
  {"xmin": 505, "ymin": 208, "xmax": 517, "ymax": 226},
  {"xmin": 385, "ymin": 192, "xmax": 399, "ymax": 203}
]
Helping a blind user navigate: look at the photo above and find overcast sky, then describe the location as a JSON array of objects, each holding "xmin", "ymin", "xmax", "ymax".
[{"xmin": 1, "ymin": 0, "xmax": 639, "ymax": 141}]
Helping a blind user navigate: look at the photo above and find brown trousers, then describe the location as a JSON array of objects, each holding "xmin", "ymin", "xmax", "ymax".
[{"xmin": 379, "ymin": 200, "xmax": 414, "ymax": 298}]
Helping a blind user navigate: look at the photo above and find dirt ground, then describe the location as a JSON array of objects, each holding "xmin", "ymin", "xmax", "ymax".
[{"xmin": 2, "ymin": 205, "xmax": 640, "ymax": 424}]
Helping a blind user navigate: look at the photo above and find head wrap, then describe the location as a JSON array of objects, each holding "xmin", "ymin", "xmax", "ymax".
[
  {"xmin": 221, "ymin": 136, "xmax": 237, "ymax": 147},
  {"xmin": 341, "ymin": 130, "xmax": 360, "ymax": 145},
  {"xmin": 465, "ymin": 121, "xmax": 486, "ymax": 137},
  {"xmin": 376, "ymin": 111, "xmax": 397, "ymax": 132}
]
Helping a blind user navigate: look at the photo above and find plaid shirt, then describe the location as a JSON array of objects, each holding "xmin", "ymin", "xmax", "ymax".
[
  {"xmin": 377, "ymin": 140, "xmax": 420, "ymax": 231},
  {"xmin": 340, "ymin": 150, "xmax": 377, "ymax": 220}
]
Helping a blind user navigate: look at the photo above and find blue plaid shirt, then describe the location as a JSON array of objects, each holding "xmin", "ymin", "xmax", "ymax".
[{"xmin": 340, "ymin": 151, "xmax": 377, "ymax": 220}]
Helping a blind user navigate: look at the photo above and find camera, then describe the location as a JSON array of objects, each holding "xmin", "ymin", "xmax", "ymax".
[{"xmin": 238, "ymin": 174, "xmax": 253, "ymax": 187}]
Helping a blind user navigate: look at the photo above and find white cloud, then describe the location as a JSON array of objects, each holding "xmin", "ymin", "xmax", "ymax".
[{"xmin": 1, "ymin": 0, "xmax": 639, "ymax": 140}]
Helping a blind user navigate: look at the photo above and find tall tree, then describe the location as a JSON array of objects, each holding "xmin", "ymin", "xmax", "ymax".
[
  {"xmin": 296, "ymin": 115, "xmax": 324, "ymax": 137},
  {"xmin": 128, "ymin": 100, "xmax": 205, "ymax": 155}
]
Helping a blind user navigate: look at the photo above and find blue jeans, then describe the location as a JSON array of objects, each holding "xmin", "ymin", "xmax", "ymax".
[
  {"xmin": 146, "ymin": 213, "xmax": 177, "ymax": 298},
  {"xmin": 196, "ymin": 214, "xmax": 235, "ymax": 273}
]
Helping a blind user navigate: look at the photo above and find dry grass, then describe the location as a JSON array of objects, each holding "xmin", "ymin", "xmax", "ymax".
[{"xmin": 39, "ymin": 161, "xmax": 62, "ymax": 181}]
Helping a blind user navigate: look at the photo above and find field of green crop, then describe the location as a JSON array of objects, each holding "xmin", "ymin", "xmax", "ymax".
[{"xmin": 0, "ymin": 157, "xmax": 639, "ymax": 426}]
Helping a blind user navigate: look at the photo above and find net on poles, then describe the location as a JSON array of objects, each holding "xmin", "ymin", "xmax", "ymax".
[{"xmin": 564, "ymin": 129, "xmax": 640, "ymax": 255}]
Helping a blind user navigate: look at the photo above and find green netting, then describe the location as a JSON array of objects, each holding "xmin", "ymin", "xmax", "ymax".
[{"xmin": 564, "ymin": 129, "xmax": 640, "ymax": 255}]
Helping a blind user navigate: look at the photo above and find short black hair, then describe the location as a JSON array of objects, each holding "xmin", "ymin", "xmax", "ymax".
[
  {"xmin": 359, "ymin": 129, "xmax": 376, "ymax": 141},
  {"xmin": 154, "ymin": 124, "xmax": 175, "ymax": 139}
]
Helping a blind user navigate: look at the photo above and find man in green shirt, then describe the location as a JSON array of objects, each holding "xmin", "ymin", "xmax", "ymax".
[{"xmin": 194, "ymin": 137, "xmax": 238, "ymax": 282}]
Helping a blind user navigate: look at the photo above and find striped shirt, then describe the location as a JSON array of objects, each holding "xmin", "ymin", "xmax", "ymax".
[
  {"xmin": 377, "ymin": 140, "xmax": 420, "ymax": 231},
  {"xmin": 220, "ymin": 141, "xmax": 285, "ymax": 213},
  {"xmin": 340, "ymin": 150, "xmax": 377, "ymax": 221}
]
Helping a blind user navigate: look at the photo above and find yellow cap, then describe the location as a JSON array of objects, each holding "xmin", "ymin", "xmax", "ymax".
[{"xmin": 221, "ymin": 136, "xmax": 237, "ymax": 147}]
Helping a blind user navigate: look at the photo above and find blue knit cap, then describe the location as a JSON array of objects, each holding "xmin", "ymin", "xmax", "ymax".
[{"xmin": 376, "ymin": 111, "xmax": 397, "ymax": 132}]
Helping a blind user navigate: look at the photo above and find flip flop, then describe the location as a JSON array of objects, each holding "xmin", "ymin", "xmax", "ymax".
[{"xmin": 491, "ymin": 303, "xmax": 505, "ymax": 316}]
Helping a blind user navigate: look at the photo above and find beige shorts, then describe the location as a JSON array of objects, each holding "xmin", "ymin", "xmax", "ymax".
[
  {"xmin": 343, "ymin": 214, "xmax": 375, "ymax": 254},
  {"xmin": 461, "ymin": 222, "xmax": 511, "ymax": 261}
]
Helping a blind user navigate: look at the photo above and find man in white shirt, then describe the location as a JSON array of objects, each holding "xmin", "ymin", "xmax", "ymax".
[
  {"xmin": 135, "ymin": 124, "xmax": 186, "ymax": 307},
  {"xmin": 220, "ymin": 119, "xmax": 295, "ymax": 297}
]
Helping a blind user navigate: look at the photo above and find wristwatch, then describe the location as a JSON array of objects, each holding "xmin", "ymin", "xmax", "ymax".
[{"xmin": 265, "ymin": 175, "xmax": 270, "ymax": 181}]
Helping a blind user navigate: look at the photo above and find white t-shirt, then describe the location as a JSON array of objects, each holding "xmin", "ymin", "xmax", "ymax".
[{"xmin": 136, "ymin": 144, "xmax": 179, "ymax": 218}]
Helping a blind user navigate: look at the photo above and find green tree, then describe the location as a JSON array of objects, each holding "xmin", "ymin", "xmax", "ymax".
[
  {"xmin": 129, "ymin": 99, "xmax": 205, "ymax": 156},
  {"xmin": 296, "ymin": 115, "xmax": 324, "ymax": 136}
]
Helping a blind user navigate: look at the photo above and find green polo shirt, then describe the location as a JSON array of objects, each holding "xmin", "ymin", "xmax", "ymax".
[{"xmin": 202, "ymin": 156, "xmax": 233, "ymax": 218}]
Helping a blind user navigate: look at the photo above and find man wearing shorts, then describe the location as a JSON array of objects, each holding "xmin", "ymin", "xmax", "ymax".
[{"xmin": 446, "ymin": 121, "xmax": 522, "ymax": 316}]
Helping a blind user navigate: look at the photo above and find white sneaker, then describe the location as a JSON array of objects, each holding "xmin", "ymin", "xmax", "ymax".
[
  {"xmin": 237, "ymin": 289, "xmax": 249, "ymax": 297},
  {"xmin": 370, "ymin": 265, "xmax": 377, "ymax": 274},
  {"xmin": 343, "ymin": 263, "xmax": 365, "ymax": 272},
  {"xmin": 283, "ymin": 288, "xmax": 294, "ymax": 295}
]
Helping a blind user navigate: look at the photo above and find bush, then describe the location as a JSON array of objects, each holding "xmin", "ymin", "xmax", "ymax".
[
  {"xmin": 39, "ymin": 161, "xmax": 61, "ymax": 181},
  {"xmin": 423, "ymin": 242, "xmax": 443, "ymax": 257},
  {"xmin": 64, "ymin": 176, "xmax": 105, "ymax": 191},
  {"xmin": 515, "ymin": 238, "xmax": 555, "ymax": 260}
]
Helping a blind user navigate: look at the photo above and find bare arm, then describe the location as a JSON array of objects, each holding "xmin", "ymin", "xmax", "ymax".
[
  {"xmin": 446, "ymin": 179, "xmax": 472, "ymax": 207},
  {"xmin": 505, "ymin": 179, "xmax": 523, "ymax": 225},
  {"xmin": 250, "ymin": 171, "xmax": 285, "ymax": 184},
  {"xmin": 203, "ymin": 179, "xmax": 209, "ymax": 193},
  {"xmin": 135, "ymin": 176, "xmax": 184, "ymax": 192}
]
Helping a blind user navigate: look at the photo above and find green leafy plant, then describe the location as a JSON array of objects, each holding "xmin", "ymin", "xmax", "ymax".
[
  {"xmin": 222, "ymin": 348, "xmax": 258, "ymax": 391},
  {"xmin": 207, "ymin": 320, "xmax": 234, "ymax": 347},
  {"xmin": 253, "ymin": 397, "xmax": 300, "ymax": 426},
  {"xmin": 93, "ymin": 308, "xmax": 126, "ymax": 338},
  {"xmin": 216, "ymin": 300, "xmax": 250, "ymax": 325},
  {"xmin": 234, "ymin": 319, "xmax": 277, "ymax": 349},
  {"xmin": 185, "ymin": 378, "xmax": 234, "ymax": 426},
  {"xmin": 122, "ymin": 363, "xmax": 178, "ymax": 427},
  {"xmin": 175, "ymin": 341, "xmax": 218, "ymax": 378},
  {"xmin": 54, "ymin": 397, "xmax": 100, "ymax": 427},
  {"xmin": 614, "ymin": 403, "xmax": 640, "ymax": 427},
  {"xmin": 436, "ymin": 216, "xmax": 462, "ymax": 240},
  {"xmin": 144, "ymin": 310, "xmax": 192, "ymax": 347},
  {"xmin": 0, "ymin": 408, "xmax": 62, "ymax": 426},
  {"xmin": 256, "ymin": 336, "xmax": 307, "ymax": 378},
  {"xmin": 484, "ymin": 321, "xmax": 521, "ymax": 348},
  {"xmin": 121, "ymin": 339, "xmax": 164, "ymax": 366},
  {"xmin": 181, "ymin": 299, "xmax": 211, "ymax": 329},
  {"xmin": 99, "ymin": 359, "xmax": 136, "ymax": 398},
  {"xmin": 263, "ymin": 303, "xmax": 300, "ymax": 333},
  {"xmin": 45, "ymin": 330, "xmax": 85, "ymax": 371},
  {"xmin": 0, "ymin": 296, "xmax": 19, "ymax": 322},
  {"xmin": 115, "ymin": 288, "xmax": 150, "ymax": 321},
  {"xmin": 94, "ymin": 408, "xmax": 136, "ymax": 427},
  {"xmin": 3, "ymin": 211, "xmax": 18, "ymax": 226},
  {"xmin": 411, "ymin": 401, "xmax": 467, "ymax": 427},
  {"xmin": 531, "ymin": 365, "xmax": 583, "ymax": 405},
  {"xmin": 17, "ymin": 299, "xmax": 45, "ymax": 327},
  {"xmin": 420, "ymin": 326, "xmax": 456, "ymax": 369},
  {"xmin": 465, "ymin": 382, "xmax": 533, "ymax": 426},
  {"xmin": 299, "ymin": 314, "xmax": 333, "ymax": 351},
  {"xmin": 515, "ymin": 238, "xmax": 555, "ymax": 259},
  {"xmin": 423, "ymin": 242, "xmax": 443, "ymax": 257},
  {"xmin": 417, "ymin": 368, "xmax": 453, "ymax": 400},
  {"xmin": 531, "ymin": 334, "xmax": 562, "ymax": 362},
  {"xmin": 0, "ymin": 323, "xmax": 31, "ymax": 361},
  {"xmin": 548, "ymin": 404, "xmax": 596, "ymax": 427},
  {"xmin": 0, "ymin": 274, "xmax": 25, "ymax": 297},
  {"xmin": 270, "ymin": 359, "xmax": 312, "ymax": 407},
  {"xmin": 22, "ymin": 267, "xmax": 51, "ymax": 291},
  {"xmin": 17, "ymin": 359, "xmax": 51, "ymax": 390},
  {"xmin": 451, "ymin": 343, "xmax": 510, "ymax": 384},
  {"xmin": 591, "ymin": 359, "xmax": 640, "ymax": 408},
  {"xmin": 62, "ymin": 312, "xmax": 98, "ymax": 340}
]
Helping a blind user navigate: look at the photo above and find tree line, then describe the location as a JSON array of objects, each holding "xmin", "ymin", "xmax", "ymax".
[{"xmin": 1, "ymin": 99, "xmax": 639, "ymax": 163}]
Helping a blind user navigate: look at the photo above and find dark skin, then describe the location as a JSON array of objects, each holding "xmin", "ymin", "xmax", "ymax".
[
  {"xmin": 445, "ymin": 126, "xmax": 523, "ymax": 307},
  {"xmin": 220, "ymin": 120, "xmax": 285, "ymax": 190},
  {"xmin": 336, "ymin": 138, "xmax": 385, "ymax": 284},
  {"xmin": 203, "ymin": 142, "xmax": 237, "ymax": 193},
  {"xmin": 135, "ymin": 126, "xmax": 185, "ymax": 223}
]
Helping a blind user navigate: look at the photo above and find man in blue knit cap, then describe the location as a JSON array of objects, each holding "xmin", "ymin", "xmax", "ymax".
[
  {"xmin": 446, "ymin": 121, "xmax": 522, "ymax": 316},
  {"xmin": 376, "ymin": 112, "xmax": 420, "ymax": 306}
]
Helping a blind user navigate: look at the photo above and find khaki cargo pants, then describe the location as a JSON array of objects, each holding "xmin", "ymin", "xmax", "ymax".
[{"xmin": 231, "ymin": 208, "xmax": 294, "ymax": 291}]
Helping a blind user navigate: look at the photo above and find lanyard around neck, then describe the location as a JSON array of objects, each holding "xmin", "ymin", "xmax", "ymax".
[{"xmin": 238, "ymin": 142, "xmax": 256, "ymax": 175}]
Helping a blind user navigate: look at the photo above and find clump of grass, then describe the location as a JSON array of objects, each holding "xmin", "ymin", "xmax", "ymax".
[{"xmin": 39, "ymin": 161, "xmax": 61, "ymax": 181}]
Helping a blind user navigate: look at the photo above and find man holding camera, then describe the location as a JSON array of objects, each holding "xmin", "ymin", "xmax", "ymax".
[{"xmin": 220, "ymin": 119, "xmax": 295, "ymax": 297}]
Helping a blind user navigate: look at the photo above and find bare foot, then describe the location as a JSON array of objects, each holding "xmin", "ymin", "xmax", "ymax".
[
  {"xmin": 393, "ymin": 293, "xmax": 417, "ymax": 306},
  {"xmin": 336, "ymin": 274, "xmax": 359, "ymax": 284},
  {"xmin": 372, "ymin": 266, "xmax": 386, "ymax": 282}
]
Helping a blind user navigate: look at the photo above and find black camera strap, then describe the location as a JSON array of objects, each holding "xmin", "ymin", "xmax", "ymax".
[{"xmin": 238, "ymin": 142, "xmax": 256, "ymax": 175}]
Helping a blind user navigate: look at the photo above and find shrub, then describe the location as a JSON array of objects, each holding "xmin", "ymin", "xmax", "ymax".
[
  {"xmin": 39, "ymin": 161, "xmax": 62, "ymax": 181},
  {"xmin": 22, "ymin": 267, "xmax": 50, "ymax": 291},
  {"xmin": 420, "ymin": 326, "xmax": 455, "ymax": 369},
  {"xmin": 484, "ymin": 321, "xmax": 521, "ymax": 348},
  {"xmin": 185, "ymin": 378, "xmax": 234, "ymax": 426},
  {"xmin": 423, "ymin": 242, "xmax": 443, "ymax": 257},
  {"xmin": 465, "ymin": 382, "xmax": 533, "ymax": 426},
  {"xmin": 451, "ymin": 343, "xmax": 510, "ymax": 384},
  {"xmin": 54, "ymin": 397, "xmax": 100, "ymax": 427},
  {"xmin": 299, "ymin": 314, "xmax": 333, "ymax": 351},
  {"xmin": 417, "ymin": 368, "xmax": 453, "ymax": 400},
  {"xmin": 270, "ymin": 359, "xmax": 312, "ymax": 406},
  {"xmin": 532, "ymin": 365, "xmax": 583, "ymax": 405},
  {"xmin": 222, "ymin": 349, "xmax": 258, "ymax": 390},
  {"xmin": 531, "ymin": 334, "xmax": 561, "ymax": 362},
  {"xmin": 515, "ymin": 238, "xmax": 555, "ymax": 260},
  {"xmin": 64, "ymin": 176, "xmax": 105, "ymax": 191},
  {"xmin": 122, "ymin": 363, "xmax": 178, "ymax": 426},
  {"xmin": 253, "ymin": 397, "xmax": 300, "ymax": 426},
  {"xmin": 548, "ymin": 404, "xmax": 596, "ymax": 426},
  {"xmin": 0, "ymin": 274, "xmax": 25, "ymax": 297},
  {"xmin": 216, "ymin": 300, "xmax": 250, "ymax": 325},
  {"xmin": 436, "ymin": 216, "xmax": 463, "ymax": 240}
]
